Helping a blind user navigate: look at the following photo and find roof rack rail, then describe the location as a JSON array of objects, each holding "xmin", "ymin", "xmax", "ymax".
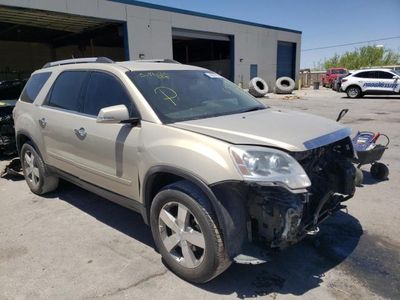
[
  {"xmin": 43, "ymin": 57, "xmax": 114, "ymax": 68},
  {"xmin": 133, "ymin": 59, "xmax": 181, "ymax": 64}
]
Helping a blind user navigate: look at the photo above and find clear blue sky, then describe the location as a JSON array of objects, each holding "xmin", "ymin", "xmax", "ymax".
[{"xmin": 136, "ymin": 0, "xmax": 400, "ymax": 68}]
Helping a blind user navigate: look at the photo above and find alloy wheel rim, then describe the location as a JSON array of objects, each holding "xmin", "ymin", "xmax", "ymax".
[
  {"xmin": 24, "ymin": 150, "xmax": 40, "ymax": 187},
  {"xmin": 349, "ymin": 88, "xmax": 358, "ymax": 97},
  {"xmin": 158, "ymin": 201, "xmax": 206, "ymax": 268}
]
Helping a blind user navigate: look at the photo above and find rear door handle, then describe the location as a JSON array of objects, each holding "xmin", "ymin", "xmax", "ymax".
[
  {"xmin": 74, "ymin": 127, "xmax": 87, "ymax": 139},
  {"xmin": 38, "ymin": 118, "xmax": 47, "ymax": 128}
]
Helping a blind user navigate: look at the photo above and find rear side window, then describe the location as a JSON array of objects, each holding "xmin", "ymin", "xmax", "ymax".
[
  {"xmin": 20, "ymin": 72, "xmax": 51, "ymax": 103},
  {"xmin": 82, "ymin": 71, "xmax": 134, "ymax": 116},
  {"xmin": 48, "ymin": 71, "xmax": 88, "ymax": 112},
  {"xmin": 377, "ymin": 71, "xmax": 394, "ymax": 79}
]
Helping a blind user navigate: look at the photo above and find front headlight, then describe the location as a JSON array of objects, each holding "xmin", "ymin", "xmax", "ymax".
[{"xmin": 230, "ymin": 145, "xmax": 311, "ymax": 190}]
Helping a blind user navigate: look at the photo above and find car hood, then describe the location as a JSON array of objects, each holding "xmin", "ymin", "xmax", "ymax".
[{"xmin": 170, "ymin": 108, "xmax": 351, "ymax": 152}]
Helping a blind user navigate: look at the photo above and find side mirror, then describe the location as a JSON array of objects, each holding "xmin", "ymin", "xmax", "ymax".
[
  {"xmin": 393, "ymin": 75, "xmax": 400, "ymax": 80},
  {"xmin": 96, "ymin": 105, "xmax": 130, "ymax": 124}
]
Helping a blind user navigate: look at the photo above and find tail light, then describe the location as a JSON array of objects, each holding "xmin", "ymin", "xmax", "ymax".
[{"xmin": 341, "ymin": 79, "xmax": 348, "ymax": 83}]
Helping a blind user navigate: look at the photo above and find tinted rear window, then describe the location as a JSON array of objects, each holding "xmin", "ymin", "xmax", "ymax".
[
  {"xmin": 331, "ymin": 69, "xmax": 347, "ymax": 74},
  {"xmin": 354, "ymin": 71, "xmax": 376, "ymax": 78},
  {"xmin": 48, "ymin": 71, "xmax": 88, "ymax": 112},
  {"xmin": 20, "ymin": 72, "xmax": 51, "ymax": 103}
]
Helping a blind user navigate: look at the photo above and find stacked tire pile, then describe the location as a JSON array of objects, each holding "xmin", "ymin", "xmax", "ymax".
[{"xmin": 274, "ymin": 77, "xmax": 295, "ymax": 94}]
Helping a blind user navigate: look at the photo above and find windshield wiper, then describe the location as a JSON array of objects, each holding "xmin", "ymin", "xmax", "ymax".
[{"xmin": 240, "ymin": 106, "xmax": 266, "ymax": 113}]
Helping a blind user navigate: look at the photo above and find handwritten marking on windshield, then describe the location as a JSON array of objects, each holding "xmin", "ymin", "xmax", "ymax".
[{"xmin": 154, "ymin": 87, "xmax": 178, "ymax": 106}]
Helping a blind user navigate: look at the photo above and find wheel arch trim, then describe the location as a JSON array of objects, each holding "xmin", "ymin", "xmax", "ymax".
[
  {"xmin": 16, "ymin": 130, "xmax": 42, "ymax": 157},
  {"xmin": 345, "ymin": 84, "xmax": 361, "ymax": 92},
  {"xmin": 142, "ymin": 165, "xmax": 215, "ymax": 220},
  {"xmin": 142, "ymin": 165, "xmax": 232, "ymax": 252}
]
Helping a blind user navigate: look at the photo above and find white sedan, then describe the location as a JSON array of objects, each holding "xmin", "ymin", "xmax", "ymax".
[{"xmin": 341, "ymin": 68, "xmax": 400, "ymax": 98}]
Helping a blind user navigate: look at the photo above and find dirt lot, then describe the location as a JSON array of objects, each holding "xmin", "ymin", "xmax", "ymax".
[{"xmin": 1, "ymin": 88, "xmax": 399, "ymax": 299}]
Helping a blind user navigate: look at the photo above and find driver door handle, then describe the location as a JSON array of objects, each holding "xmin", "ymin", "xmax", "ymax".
[
  {"xmin": 74, "ymin": 127, "xmax": 87, "ymax": 139},
  {"xmin": 38, "ymin": 118, "xmax": 47, "ymax": 128}
]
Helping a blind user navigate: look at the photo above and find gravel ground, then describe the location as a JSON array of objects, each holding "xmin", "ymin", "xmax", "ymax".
[{"xmin": 1, "ymin": 88, "xmax": 399, "ymax": 299}]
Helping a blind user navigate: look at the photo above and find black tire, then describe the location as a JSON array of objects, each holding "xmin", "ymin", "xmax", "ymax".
[
  {"xmin": 355, "ymin": 168, "xmax": 364, "ymax": 186},
  {"xmin": 20, "ymin": 142, "xmax": 59, "ymax": 195},
  {"xmin": 346, "ymin": 86, "xmax": 361, "ymax": 98},
  {"xmin": 150, "ymin": 181, "xmax": 231, "ymax": 283},
  {"xmin": 370, "ymin": 163, "xmax": 389, "ymax": 180}
]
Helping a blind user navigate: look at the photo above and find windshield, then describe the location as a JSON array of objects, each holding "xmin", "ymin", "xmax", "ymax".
[
  {"xmin": 127, "ymin": 70, "xmax": 265, "ymax": 123},
  {"xmin": 331, "ymin": 69, "xmax": 347, "ymax": 74}
]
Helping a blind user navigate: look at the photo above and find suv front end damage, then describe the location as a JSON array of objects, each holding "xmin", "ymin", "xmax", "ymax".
[{"xmin": 212, "ymin": 137, "xmax": 356, "ymax": 257}]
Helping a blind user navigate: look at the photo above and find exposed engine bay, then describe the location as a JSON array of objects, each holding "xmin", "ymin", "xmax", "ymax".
[
  {"xmin": 211, "ymin": 137, "xmax": 356, "ymax": 260},
  {"xmin": 247, "ymin": 137, "xmax": 356, "ymax": 248}
]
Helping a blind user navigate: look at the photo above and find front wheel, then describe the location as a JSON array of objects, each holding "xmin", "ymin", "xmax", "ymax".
[
  {"xmin": 346, "ymin": 86, "xmax": 362, "ymax": 98},
  {"xmin": 150, "ymin": 181, "xmax": 230, "ymax": 283}
]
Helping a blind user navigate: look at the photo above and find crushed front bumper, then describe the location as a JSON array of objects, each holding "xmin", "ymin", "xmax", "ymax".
[{"xmin": 210, "ymin": 137, "xmax": 356, "ymax": 258}]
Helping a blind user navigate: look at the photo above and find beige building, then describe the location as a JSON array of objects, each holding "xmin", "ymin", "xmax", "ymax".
[{"xmin": 0, "ymin": 0, "xmax": 301, "ymax": 88}]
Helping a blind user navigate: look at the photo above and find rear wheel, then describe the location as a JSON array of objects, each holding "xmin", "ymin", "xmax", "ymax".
[
  {"xmin": 20, "ymin": 142, "xmax": 59, "ymax": 195},
  {"xmin": 346, "ymin": 86, "xmax": 362, "ymax": 98},
  {"xmin": 150, "ymin": 181, "xmax": 230, "ymax": 283}
]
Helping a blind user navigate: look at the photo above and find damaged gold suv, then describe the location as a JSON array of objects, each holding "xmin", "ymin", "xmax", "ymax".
[{"xmin": 14, "ymin": 57, "xmax": 356, "ymax": 283}]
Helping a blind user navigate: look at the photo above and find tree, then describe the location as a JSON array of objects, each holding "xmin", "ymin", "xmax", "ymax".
[{"xmin": 323, "ymin": 46, "xmax": 400, "ymax": 70}]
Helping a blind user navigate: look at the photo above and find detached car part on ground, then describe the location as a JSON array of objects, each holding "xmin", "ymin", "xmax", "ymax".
[{"xmin": 14, "ymin": 58, "xmax": 356, "ymax": 283}]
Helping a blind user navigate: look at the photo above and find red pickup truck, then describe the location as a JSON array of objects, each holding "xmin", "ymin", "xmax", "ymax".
[{"xmin": 322, "ymin": 67, "xmax": 348, "ymax": 88}]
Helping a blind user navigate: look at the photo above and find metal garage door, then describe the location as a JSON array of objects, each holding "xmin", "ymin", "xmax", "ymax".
[
  {"xmin": 0, "ymin": 6, "xmax": 126, "ymax": 81},
  {"xmin": 276, "ymin": 41, "xmax": 296, "ymax": 79},
  {"xmin": 172, "ymin": 28, "xmax": 234, "ymax": 81}
]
